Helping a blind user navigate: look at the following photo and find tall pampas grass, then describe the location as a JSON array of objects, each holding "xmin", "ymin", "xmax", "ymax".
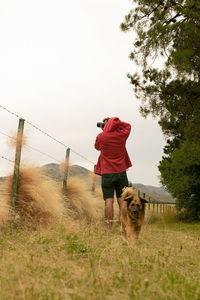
[
  {"xmin": 0, "ymin": 160, "xmax": 105, "ymax": 228},
  {"xmin": 1, "ymin": 167, "xmax": 64, "ymax": 227},
  {"xmin": 6, "ymin": 131, "xmax": 27, "ymax": 149},
  {"xmin": 63, "ymin": 177, "xmax": 103, "ymax": 221},
  {"xmin": 0, "ymin": 186, "xmax": 10, "ymax": 225}
]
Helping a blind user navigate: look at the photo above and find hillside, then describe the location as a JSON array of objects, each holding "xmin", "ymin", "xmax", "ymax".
[
  {"xmin": 132, "ymin": 183, "xmax": 174, "ymax": 203},
  {"xmin": 40, "ymin": 163, "xmax": 90, "ymax": 181},
  {"xmin": 0, "ymin": 164, "xmax": 91, "ymax": 183},
  {"xmin": 0, "ymin": 163, "xmax": 174, "ymax": 203}
]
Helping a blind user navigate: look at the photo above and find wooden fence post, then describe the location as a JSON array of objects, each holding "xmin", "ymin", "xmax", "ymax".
[
  {"xmin": 62, "ymin": 147, "xmax": 70, "ymax": 200},
  {"xmin": 160, "ymin": 203, "xmax": 162, "ymax": 214},
  {"xmin": 156, "ymin": 202, "xmax": 159, "ymax": 214},
  {"xmin": 148, "ymin": 196, "xmax": 151, "ymax": 210},
  {"xmin": 11, "ymin": 118, "xmax": 25, "ymax": 209},
  {"xmin": 153, "ymin": 200, "xmax": 155, "ymax": 213},
  {"xmin": 91, "ymin": 165, "xmax": 96, "ymax": 195}
]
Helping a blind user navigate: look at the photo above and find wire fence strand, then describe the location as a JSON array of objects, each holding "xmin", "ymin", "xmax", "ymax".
[
  {"xmin": 0, "ymin": 105, "xmax": 173, "ymax": 207},
  {"xmin": 0, "ymin": 130, "xmax": 13, "ymax": 140},
  {"xmin": 0, "ymin": 104, "xmax": 20, "ymax": 118},
  {"xmin": 0, "ymin": 104, "xmax": 95, "ymax": 165},
  {"xmin": 24, "ymin": 144, "xmax": 61, "ymax": 163},
  {"xmin": 0, "ymin": 154, "xmax": 14, "ymax": 164},
  {"xmin": 25, "ymin": 121, "xmax": 95, "ymax": 165},
  {"xmin": 0, "ymin": 105, "xmax": 170, "ymax": 205},
  {"xmin": 25, "ymin": 120, "xmax": 69, "ymax": 148},
  {"xmin": 0, "ymin": 130, "xmax": 61, "ymax": 163},
  {"xmin": 70, "ymin": 148, "xmax": 95, "ymax": 165}
]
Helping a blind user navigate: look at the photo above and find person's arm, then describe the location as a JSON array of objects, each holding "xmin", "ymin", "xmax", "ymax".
[
  {"xmin": 95, "ymin": 135, "xmax": 101, "ymax": 150},
  {"xmin": 118, "ymin": 121, "xmax": 131, "ymax": 138}
]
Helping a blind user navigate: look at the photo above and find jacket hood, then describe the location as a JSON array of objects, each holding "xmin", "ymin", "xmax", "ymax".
[{"xmin": 103, "ymin": 117, "xmax": 120, "ymax": 132}]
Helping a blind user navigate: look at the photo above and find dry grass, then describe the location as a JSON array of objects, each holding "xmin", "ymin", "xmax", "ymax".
[
  {"xmin": 0, "ymin": 219, "xmax": 199, "ymax": 300},
  {"xmin": 1, "ymin": 168, "xmax": 64, "ymax": 227},
  {"xmin": 63, "ymin": 177, "xmax": 103, "ymax": 221},
  {"xmin": 6, "ymin": 131, "xmax": 27, "ymax": 149},
  {"xmin": 0, "ymin": 170, "xmax": 199, "ymax": 299},
  {"xmin": 0, "ymin": 167, "xmax": 104, "ymax": 228}
]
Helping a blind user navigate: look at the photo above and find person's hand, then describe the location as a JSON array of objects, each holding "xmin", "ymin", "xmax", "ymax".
[
  {"xmin": 102, "ymin": 117, "xmax": 110, "ymax": 123},
  {"xmin": 100, "ymin": 124, "xmax": 104, "ymax": 131},
  {"xmin": 100, "ymin": 117, "xmax": 110, "ymax": 131}
]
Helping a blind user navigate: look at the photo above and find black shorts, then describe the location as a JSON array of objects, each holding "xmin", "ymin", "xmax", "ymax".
[{"xmin": 101, "ymin": 171, "xmax": 128, "ymax": 200}]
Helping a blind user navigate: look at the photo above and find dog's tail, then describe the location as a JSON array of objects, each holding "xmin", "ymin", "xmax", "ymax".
[{"xmin": 121, "ymin": 187, "xmax": 137, "ymax": 200}]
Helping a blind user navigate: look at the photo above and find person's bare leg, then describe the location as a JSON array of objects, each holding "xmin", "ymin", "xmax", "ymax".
[
  {"xmin": 117, "ymin": 197, "xmax": 123, "ymax": 222},
  {"xmin": 105, "ymin": 198, "xmax": 114, "ymax": 230}
]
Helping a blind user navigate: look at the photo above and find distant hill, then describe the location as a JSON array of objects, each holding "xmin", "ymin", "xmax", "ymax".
[
  {"xmin": 0, "ymin": 163, "xmax": 174, "ymax": 203},
  {"xmin": 133, "ymin": 183, "xmax": 168, "ymax": 195},
  {"xmin": 0, "ymin": 164, "xmax": 90, "ymax": 183},
  {"xmin": 40, "ymin": 163, "xmax": 91, "ymax": 182},
  {"xmin": 132, "ymin": 183, "xmax": 174, "ymax": 203}
]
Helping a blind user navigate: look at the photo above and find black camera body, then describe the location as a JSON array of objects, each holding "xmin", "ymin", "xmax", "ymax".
[
  {"xmin": 97, "ymin": 122, "xmax": 105, "ymax": 128},
  {"xmin": 97, "ymin": 119, "xmax": 108, "ymax": 128}
]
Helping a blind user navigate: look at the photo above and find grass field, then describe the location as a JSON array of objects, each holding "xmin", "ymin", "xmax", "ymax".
[{"xmin": 0, "ymin": 216, "xmax": 199, "ymax": 300}]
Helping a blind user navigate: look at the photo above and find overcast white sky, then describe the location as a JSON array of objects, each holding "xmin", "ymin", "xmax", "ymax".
[{"xmin": 0, "ymin": 0, "xmax": 165, "ymax": 186}]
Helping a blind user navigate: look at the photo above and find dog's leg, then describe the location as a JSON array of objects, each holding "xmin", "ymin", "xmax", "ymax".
[
  {"xmin": 120, "ymin": 204, "xmax": 127, "ymax": 236},
  {"xmin": 134, "ymin": 226, "xmax": 141, "ymax": 242},
  {"xmin": 126, "ymin": 225, "xmax": 136, "ymax": 246},
  {"xmin": 121, "ymin": 221, "xmax": 126, "ymax": 237}
]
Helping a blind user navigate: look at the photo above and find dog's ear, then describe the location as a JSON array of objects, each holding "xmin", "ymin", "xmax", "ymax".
[{"xmin": 139, "ymin": 197, "xmax": 148, "ymax": 204}]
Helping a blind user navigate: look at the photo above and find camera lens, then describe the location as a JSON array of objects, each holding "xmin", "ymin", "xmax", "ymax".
[{"xmin": 97, "ymin": 122, "xmax": 104, "ymax": 128}]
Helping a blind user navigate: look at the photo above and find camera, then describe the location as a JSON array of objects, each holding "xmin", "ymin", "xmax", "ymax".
[
  {"xmin": 97, "ymin": 119, "xmax": 108, "ymax": 128},
  {"xmin": 97, "ymin": 122, "xmax": 105, "ymax": 128}
]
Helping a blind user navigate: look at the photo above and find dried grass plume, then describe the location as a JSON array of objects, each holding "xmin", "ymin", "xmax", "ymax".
[
  {"xmin": 64, "ymin": 177, "xmax": 103, "ymax": 221},
  {"xmin": 1, "ymin": 167, "xmax": 64, "ymax": 227}
]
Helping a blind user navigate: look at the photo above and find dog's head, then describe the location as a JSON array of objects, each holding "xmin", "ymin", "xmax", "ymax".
[{"xmin": 121, "ymin": 187, "xmax": 148, "ymax": 222}]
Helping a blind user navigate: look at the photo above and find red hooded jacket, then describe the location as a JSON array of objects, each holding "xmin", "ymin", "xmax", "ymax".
[{"xmin": 94, "ymin": 117, "xmax": 132, "ymax": 175}]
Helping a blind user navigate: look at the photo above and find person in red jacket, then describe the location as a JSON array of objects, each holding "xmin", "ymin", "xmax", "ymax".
[{"xmin": 94, "ymin": 117, "xmax": 132, "ymax": 230}]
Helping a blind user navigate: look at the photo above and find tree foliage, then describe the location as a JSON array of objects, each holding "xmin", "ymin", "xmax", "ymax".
[{"xmin": 121, "ymin": 0, "xmax": 200, "ymax": 220}]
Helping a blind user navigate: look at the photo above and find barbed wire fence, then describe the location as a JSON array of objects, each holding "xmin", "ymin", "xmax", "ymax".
[
  {"xmin": 0, "ymin": 104, "xmax": 97, "ymax": 207},
  {"xmin": 0, "ymin": 104, "xmax": 175, "ymax": 214},
  {"xmin": 0, "ymin": 154, "xmax": 15, "ymax": 164}
]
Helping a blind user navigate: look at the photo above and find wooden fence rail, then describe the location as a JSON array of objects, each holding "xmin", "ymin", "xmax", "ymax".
[{"xmin": 135, "ymin": 187, "xmax": 176, "ymax": 215}]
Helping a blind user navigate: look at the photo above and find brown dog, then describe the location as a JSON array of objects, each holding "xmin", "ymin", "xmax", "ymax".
[{"xmin": 120, "ymin": 187, "xmax": 148, "ymax": 246}]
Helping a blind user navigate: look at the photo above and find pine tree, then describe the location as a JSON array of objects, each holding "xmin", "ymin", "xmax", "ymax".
[{"xmin": 121, "ymin": 0, "xmax": 200, "ymax": 220}]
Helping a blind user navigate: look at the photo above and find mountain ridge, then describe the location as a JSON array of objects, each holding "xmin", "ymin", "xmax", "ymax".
[{"xmin": 0, "ymin": 163, "xmax": 174, "ymax": 203}]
